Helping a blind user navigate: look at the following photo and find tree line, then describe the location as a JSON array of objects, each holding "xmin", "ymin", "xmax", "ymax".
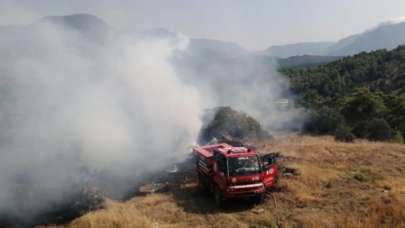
[{"xmin": 281, "ymin": 45, "xmax": 405, "ymax": 143}]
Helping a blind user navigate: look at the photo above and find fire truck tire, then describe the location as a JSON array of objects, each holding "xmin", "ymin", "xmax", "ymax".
[
  {"xmin": 198, "ymin": 173, "xmax": 210, "ymax": 193},
  {"xmin": 198, "ymin": 173, "xmax": 205, "ymax": 188},
  {"xmin": 209, "ymin": 182, "xmax": 214, "ymax": 194},
  {"xmin": 214, "ymin": 186, "xmax": 224, "ymax": 208}
]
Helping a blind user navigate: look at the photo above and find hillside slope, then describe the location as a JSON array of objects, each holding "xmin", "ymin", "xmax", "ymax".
[
  {"xmin": 282, "ymin": 46, "xmax": 405, "ymax": 141},
  {"xmin": 283, "ymin": 45, "xmax": 405, "ymax": 98},
  {"xmin": 265, "ymin": 20, "xmax": 405, "ymax": 58},
  {"xmin": 327, "ymin": 21, "xmax": 405, "ymax": 56},
  {"xmin": 277, "ymin": 55, "xmax": 341, "ymax": 69},
  {"xmin": 42, "ymin": 135, "xmax": 405, "ymax": 228},
  {"xmin": 264, "ymin": 42, "xmax": 334, "ymax": 58}
]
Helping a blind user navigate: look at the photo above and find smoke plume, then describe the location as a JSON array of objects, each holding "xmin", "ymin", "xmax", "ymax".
[
  {"xmin": 0, "ymin": 14, "xmax": 302, "ymax": 223},
  {"xmin": 0, "ymin": 15, "xmax": 203, "ymax": 222}
]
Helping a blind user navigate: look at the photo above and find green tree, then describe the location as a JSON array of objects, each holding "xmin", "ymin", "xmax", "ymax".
[
  {"xmin": 392, "ymin": 131, "xmax": 404, "ymax": 144},
  {"xmin": 365, "ymin": 119, "xmax": 393, "ymax": 141},
  {"xmin": 305, "ymin": 107, "xmax": 345, "ymax": 134},
  {"xmin": 383, "ymin": 95, "xmax": 405, "ymax": 137},
  {"xmin": 341, "ymin": 88, "xmax": 387, "ymax": 124},
  {"xmin": 335, "ymin": 125, "xmax": 355, "ymax": 142},
  {"xmin": 282, "ymin": 45, "xmax": 405, "ymax": 142},
  {"xmin": 352, "ymin": 121, "xmax": 369, "ymax": 138}
]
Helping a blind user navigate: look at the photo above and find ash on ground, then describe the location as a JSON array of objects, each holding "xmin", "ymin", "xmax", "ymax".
[{"xmin": 1, "ymin": 186, "xmax": 104, "ymax": 228}]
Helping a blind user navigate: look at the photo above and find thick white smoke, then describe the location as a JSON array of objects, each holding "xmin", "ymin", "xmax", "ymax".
[
  {"xmin": 173, "ymin": 47, "xmax": 303, "ymax": 131},
  {"xmin": 0, "ymin": 17, "xmax": 203, "ymax": 222},
  {"xmin": 0, "ymin": 14, "xmax": 303, "ymax": 224}
]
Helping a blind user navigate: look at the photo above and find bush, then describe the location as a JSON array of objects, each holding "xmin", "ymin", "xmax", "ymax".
[
  {"xmin": 392, "ymin": 131, "xmax": 404, "ymax": 144},
  {"xmin": 341, "ymin": 88, "xmax": 387, "ymax": 124},
  {"xmin": 352, "ymin": 121, "xmax": 369, "ymax": 138},
  {"xmin": 198, "ymin": 106, "xmax": 269, "ymax": 144},
  {"xmin": 365, "ymin": 119, "xmax": 393, "ymax": 141},
  {"xmin": 305, "ymin": 107, "xmax": 345, "ymax": 134},
  {"xmin": 335, "ymin": 125, "xmax": 355, "ymax": 142}
]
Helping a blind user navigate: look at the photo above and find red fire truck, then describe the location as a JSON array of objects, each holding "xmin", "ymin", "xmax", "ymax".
[{"xmin": 193, "ymin": 143, "xmax": 278, "ymax": 206}]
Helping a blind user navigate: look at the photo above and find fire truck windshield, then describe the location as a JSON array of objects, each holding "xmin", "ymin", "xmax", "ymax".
[{"xmin": 228, "ymin": 156, "xmax": 260, "ymax": 176}]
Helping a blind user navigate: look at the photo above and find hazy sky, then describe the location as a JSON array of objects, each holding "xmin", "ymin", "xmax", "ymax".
[{"xmin": 1, "ymin": 0, "xmax": 405, "ymax": 50}]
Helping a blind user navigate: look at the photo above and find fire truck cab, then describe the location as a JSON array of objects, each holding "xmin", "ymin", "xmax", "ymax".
[{"xmin": 193, "ymin": 143, "xmax": 278, "ymax": 206}]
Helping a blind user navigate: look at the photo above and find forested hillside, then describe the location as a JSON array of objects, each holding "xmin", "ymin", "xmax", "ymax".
[{"xmin": 282, "ymin": 46, "xmax": 405, "ymax": 142}]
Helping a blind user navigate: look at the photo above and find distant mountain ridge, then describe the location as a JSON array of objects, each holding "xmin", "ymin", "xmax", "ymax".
[
  {"xmin": 189, "ymin": 38, "xmax": 248, "ymax": 59},
  {"xmin": 5, "ymin": 13, "xmax": 405, "ymax": 71},
  {"xmin": 0, "ymin": 14, "xmax": 247, "ymax": 61},
  {"xmin": 125, "ymin": 27, "xmax": 248, "ymax": 59},
  {"xmin": 277, "ymin": 55, "xmax": 342, "ymax": 69},
  {"xmin": 38, "ymin": 13, "xmax": 109, "ymax": 31},
  {"xmin": 328, "ymin": 21, "xmax": 405, "ymax": 56},
  {"xmin": 265, "ymin": 20, "xmax": 405, "ymax": 58},
  {"xmin": 263, "ymin": 42, "xmax": 334, "ymax": 58}
]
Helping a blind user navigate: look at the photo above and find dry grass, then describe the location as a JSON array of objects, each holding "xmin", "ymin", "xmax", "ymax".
[{"xmin": 42, "ymin": 134, "xmax": 405, "ymax": 228}]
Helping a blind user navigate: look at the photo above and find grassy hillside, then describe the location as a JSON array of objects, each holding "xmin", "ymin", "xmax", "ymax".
[
  {"xmin": 42, "ymin": 135, "xmax": 405, "ymax": 228},
  {"xmin": 282, "ymin": 46, "xmax": 405, "ymax": 142}
]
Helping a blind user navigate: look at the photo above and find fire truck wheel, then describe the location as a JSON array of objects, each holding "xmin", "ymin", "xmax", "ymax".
[
  {"xmin": 214, "ymin": 186, "xmax": 223, "ymax": 208},
  {"xmin": 198, "ymin": 173, "xmax": 209, "ymax": 193},
  {"xmin": 198, "ymin": 173, "xmax": 204, "ymax": 188}
]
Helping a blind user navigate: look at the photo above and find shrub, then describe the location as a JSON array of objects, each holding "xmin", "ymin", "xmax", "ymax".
[
  {"xmin": 305, "ymin": 107, "xmax": 345, "ymax": 134},
  {"xmin": 365, "ymin": 119, "xmax": 393, "ymax": 141},
  {"xmin": 335, "ymin": 125, "xmax": 355, "ymax": 142},
  {"xmin": 392, "ymin": 131, "xmax": 404, "ymax": 144},
  {"xmin": 198, "ymin": 106, "xmax": 269, "ymax": 144},
  {"xmin": 341, "ymin": 88, "xmax": 387, "ymax": 124},
  {"xmin": 352, "ymin": 121, "xmax": 369, "ymax": 138}
]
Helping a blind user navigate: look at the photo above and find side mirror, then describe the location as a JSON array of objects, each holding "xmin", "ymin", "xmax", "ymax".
[
  {"xmin": 268, "ymin": 157, "xmax": 276, "ymax": 165},
  {"xmin": 261, "ymin": 152, "xmax": 279, "ymax": 167}
]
